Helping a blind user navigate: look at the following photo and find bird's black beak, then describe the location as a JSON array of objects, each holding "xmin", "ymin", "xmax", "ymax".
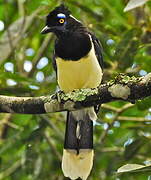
[{"xmin": 41, "ymin": 26, "xmax": 52, "ymax": 34}]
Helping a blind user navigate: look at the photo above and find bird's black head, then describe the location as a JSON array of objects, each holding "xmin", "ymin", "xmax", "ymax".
[
  {"xmin": 41, "ymin": 4, "xmax": 83, "ymax": 36},
  {"xmin": 41, "ymin": 5, "xmax": 71, "ymax": 35}
]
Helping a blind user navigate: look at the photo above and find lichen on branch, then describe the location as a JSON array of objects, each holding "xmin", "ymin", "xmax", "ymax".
[{"xmin": 0, "ymin": 73, "xmax": 150, "ymax": 114}]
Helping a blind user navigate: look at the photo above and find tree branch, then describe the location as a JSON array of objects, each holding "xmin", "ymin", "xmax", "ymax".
[{"xmin": 0, "ymin": 73, "xmax": 151, "ymax": 114}]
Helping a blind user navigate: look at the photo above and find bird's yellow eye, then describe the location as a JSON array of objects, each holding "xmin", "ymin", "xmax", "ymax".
[{"xmin": 59, "ymin": 18, "xmax": 65, "ymax": 24}]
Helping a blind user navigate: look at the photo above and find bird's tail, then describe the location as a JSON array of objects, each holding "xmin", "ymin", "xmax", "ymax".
[{"xmin": 62, "ymin": 107, "xmax": 97, "ymax": 180}]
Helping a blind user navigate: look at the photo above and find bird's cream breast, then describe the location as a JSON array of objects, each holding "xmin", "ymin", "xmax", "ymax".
[{"xmin": 56, "ymin": 44, "xmax": 103, "ymax": 92}]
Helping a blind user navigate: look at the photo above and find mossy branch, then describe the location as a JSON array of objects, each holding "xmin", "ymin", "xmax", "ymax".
[{"xmin": 0, "ymin": 73, "xmax": 151, "ymax": 114}]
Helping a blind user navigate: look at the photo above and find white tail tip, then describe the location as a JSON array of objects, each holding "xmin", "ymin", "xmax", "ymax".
[{"xmin": 62, "ymin": 149, "xmax": 94, "ymax": 180}]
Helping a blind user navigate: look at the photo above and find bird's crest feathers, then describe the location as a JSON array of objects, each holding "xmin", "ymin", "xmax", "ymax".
[{"xmin": 48, "ymin": 4, "xmax": 71, "ymax": 17}]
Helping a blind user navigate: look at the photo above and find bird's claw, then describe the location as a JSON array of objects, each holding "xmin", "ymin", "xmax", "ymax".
[{"xmin": 55, "ymin": 90, "xmax": 64, "ymax": 103}]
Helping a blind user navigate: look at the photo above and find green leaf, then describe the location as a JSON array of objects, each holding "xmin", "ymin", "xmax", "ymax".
[
  {"xmin": 114, "ymin": 29, "xmax": 140, "ymax": 69},
  {"xmin": 0, "ymin": 7, "xmax": 43, "ymax": 64},
  {"xmin": 124, "ymin": 138, "xmax": 147, "ymax": 160},
  {"xmin": 117, "ymin": 163, "xmax": 151, "ymax": 174},
  {"xmin": 124, "ymin": 0, "xmax": 149, "ymax": 12},
  {"xmin": 117, "ymin": 164, "xmax": 146, "ymax": 173},
  {"xmin": 136, "ymin": 97, "xmax": 151, "ymax": 110}
]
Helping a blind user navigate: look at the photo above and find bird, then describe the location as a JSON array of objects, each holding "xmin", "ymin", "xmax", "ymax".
[{"xmin": 41, "ymin": 4, "xmax": 103, "ymax": 180}]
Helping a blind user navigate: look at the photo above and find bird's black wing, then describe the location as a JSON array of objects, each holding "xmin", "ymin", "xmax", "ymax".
[
  {"xmin": 52, "ymin": 40, "xmax": 57, "ymax": 76},
  {"xmin": 89, "ymin": 33, "xmax": 103, "ymax": 113},
  {"xmin": 89, "ymin": 32, "xmax": 103, "ymax": 69},
  {"xmin": 52, "ymin": 51, "xmax": 57, "ymax": 73}
]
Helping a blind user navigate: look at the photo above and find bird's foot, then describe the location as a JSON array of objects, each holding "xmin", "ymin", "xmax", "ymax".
[{"xmin": 51, "ymin": 90, "xmax": 64, "ymax": 103}]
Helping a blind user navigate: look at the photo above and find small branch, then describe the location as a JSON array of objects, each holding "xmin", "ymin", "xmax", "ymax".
[
  {"xmin": 101, "ymin": 104, "xmax": 119, "ymax": 112},
  {"xmin": 69, "ymin": 1, "xmax": 103, "ymax": 21},
  {"xmin": 28, "ymin": 34, "xmax": 53, "ymax": 77},
  {"xmin": 44, "ymin": 131, "xmax": 62, "ymax": 161},
  {"xmin": 101, "ymin": 147, "xmax": 124, "ymax": 153},
  {"xmin": 0, "ymin": 159, "xmax": 22, "ymax": 179},
  {"xmin": 117, "ymin": 116, "xmax": 150, "ymax": 122},
  {"xmin": 99, "ymin": 103, "xmax": 137, "ymax": 144},
  {"xmin": 17, "ymin": 0, "xmax": 25, "ymax": 17},
  {"xmin": 117, "ymin": 103, "xmax": 135, "ymax": 113},
  {"xmin": 0, "ymin": 114, "xmax": 12, "ymax": 139},
  {"xmin": 101, "ymin": 103, "xmax": 135, "ymax": 112},
  {"xmin": 40, "ymin": 114, "xmax": 64, "ymax": 139},
  {"xmin": 0, "ymin": 73, "xmax": 150, "ymax": 114}
]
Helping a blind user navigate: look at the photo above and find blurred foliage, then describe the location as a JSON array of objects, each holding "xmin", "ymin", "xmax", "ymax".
[{"xmin": 0, "ymin": 0, "xmax": 151, "ymax": 180}]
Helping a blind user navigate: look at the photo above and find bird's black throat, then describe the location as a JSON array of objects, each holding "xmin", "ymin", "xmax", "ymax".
[{"xmin": 55, "ymin": 31, "xmax": 92, "ymax": 61}]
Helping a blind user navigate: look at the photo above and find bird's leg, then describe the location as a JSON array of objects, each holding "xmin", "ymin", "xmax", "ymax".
[
  {"xmin": 51, "ymin": 90, "xmax": 63, "ymax": 103},
  {"xmin": 56, "ymin": 90, "xmax": 62, "ymax": 103}
]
